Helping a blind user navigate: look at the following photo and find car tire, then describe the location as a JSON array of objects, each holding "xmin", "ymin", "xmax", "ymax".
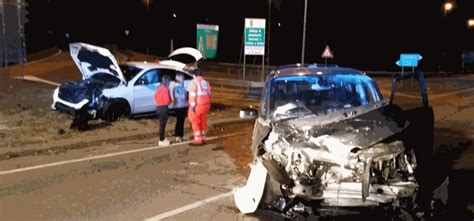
[
  {"xmin": 70, "ymin": 109, "xmax": 91, "ymax": 130},
  {"xmin": 104, "ymin": 101, "xmax": 130, "ymax": 122}
]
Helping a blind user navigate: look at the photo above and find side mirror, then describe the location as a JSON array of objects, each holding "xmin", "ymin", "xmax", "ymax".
[{"xmin": 240, "ymin": 107, "xmax": 258, "ymax": 120}]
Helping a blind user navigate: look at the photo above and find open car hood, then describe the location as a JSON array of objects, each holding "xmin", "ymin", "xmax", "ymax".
[
  {"xmin": 160, "ymin": 47, "xmax": 203, "ymax": 71},
  {"xmin": 69, "ymin": 43, "xmax": 126, "ymax": 84}
]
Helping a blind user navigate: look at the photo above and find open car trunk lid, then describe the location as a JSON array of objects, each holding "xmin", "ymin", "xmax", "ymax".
[
  {"xmin": 69, "ymin": 43, "xmax": 126, "ymax": 84},
  {"xmin": 159, "ymin": 47, "xmax": 203, "ymax": 71}
]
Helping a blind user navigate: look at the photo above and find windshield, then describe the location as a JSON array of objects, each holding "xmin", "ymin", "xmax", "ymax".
[
  {"xmin": 269, "ymin": 74, "xmax": 382, "ymax": 119},
  {"xmin": 120, "ymin": 65, "xmax": 142, "ymax": 82}
]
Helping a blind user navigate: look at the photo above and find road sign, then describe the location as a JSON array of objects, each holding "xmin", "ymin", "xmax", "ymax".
[
  {"xmin": 400, "ymin": 54, "xmax": 422, "ymax": 61},
  {"xmin": 196, "ymin": 24, "xmax": 219, "ymax": 59},
  {"xmin": 321, "ymin": 45, "xmax": 333, "ymax": 59},
  {"xmin": 396, "ymin": 60, "xmax": 418, "ymax": 67},
  {"xmin": 396, "ymin": 53, "xmax": 422, "ymax": 67},
  {"xmin": 244, "ymin": 18, "xmax": 266, "ymax": 55}
]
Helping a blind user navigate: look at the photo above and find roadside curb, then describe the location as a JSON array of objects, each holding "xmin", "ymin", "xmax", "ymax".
[{"xmin": 26, "ymin": 49, "xmax": 63, "ymax": 65}]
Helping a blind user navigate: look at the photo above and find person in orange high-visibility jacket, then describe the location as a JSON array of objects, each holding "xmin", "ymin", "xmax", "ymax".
[{"xmin": 188, "ymin": 68, "xmax": 211, "ymax": 146}]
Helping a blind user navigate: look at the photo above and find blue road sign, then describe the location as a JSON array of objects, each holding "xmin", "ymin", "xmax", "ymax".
[
  {"xmin": 400, "ymin": 54, "xmax": 423, "ymax": 61},
  {"xmin": 396, "ymin": 60, "xmax": 418, "ymax": 67},
  {"xmin": 397, "ymin": 53, "xmax": 422, "ymax": 67}
]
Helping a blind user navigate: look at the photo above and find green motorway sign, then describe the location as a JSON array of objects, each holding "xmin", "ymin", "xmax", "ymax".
[
  {"xmin": 244, "ymin": 18, "xmax": 266, "ymax": 55},
  {"xmin": 196, "ymin": 24, "xmax": 219, "ymax": 59}
]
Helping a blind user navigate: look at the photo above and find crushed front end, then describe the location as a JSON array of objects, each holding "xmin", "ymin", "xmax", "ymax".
[
  {"xmin": 234, "ymin": 109, "xmax": 419, "ymax": 216},
  {"xmin": 260, "ymin": 129, "xmax": 418, "ymax": 208}
]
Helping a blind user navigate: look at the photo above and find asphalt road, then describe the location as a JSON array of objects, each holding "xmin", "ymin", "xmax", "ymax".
[{"xmin": 0, "ymin": 138, "xmax": 247, "ymax": 220}]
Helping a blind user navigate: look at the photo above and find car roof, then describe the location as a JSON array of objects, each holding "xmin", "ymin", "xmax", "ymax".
[
  {"xmin": 123, "ymin": 61, "xmax": 191, "ymax": 74},
  {"xmin": 268, "ymin": 64, "xmax": 365, "ymax": 78}
]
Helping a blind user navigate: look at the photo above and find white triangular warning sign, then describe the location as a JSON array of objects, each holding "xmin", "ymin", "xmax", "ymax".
[{"xmin": 321, "ymin": 45, "xmax": 333, "ymax": 59}]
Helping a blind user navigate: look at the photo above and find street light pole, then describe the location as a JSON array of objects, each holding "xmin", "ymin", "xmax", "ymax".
[
  {"xmin": 170, "ymin": 13, "xmax": 176, "ymax": 53},
  {"xmin": 267, "ymin": 0, "xmax": 271, "ymax": 65},
  {"xmin": 301, "ymin": 0, "xmax": 307, "ymax": 65},
  {"xmin": 145, "ymin": 0, "xmax": 149, "ymax": 55},
  {"xmin": 441, "ymin": 2, "xmax": 454, "ymax": 71}
]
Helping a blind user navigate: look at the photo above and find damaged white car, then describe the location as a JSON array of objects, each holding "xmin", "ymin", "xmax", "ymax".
[
  {"xmin": 235, "ymin": 64, "xmax": 435, "ymax": 219},
  {"xmin": 51, "ymin": 43, "xmax": 201, "ymax": 129}
]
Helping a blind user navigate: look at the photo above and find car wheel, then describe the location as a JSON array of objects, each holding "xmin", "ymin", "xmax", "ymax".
[
  {"xmin": 104, "ymin": 102, "xmax": 130, "ymax": 122},
  {"xmin": 70, "ymin": 110, "xmax": 91, "ymax": 130}
]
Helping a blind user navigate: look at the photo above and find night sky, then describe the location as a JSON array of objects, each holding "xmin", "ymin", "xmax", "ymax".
[{"xmin": 24, "ymin": 0, "xmax": 473, "ymax": 71}]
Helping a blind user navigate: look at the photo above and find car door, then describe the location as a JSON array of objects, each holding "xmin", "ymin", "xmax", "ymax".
[
  {"xmin": 133, "ymin": 69, "xmax": 160, "ymax": 114},
  {"xmin": 389, "ymin": 71, "xmax": 434, "ymax": 152},
  {"xmin": 388, "ymin": 72, "xmax": 437, "ymax": 202}
]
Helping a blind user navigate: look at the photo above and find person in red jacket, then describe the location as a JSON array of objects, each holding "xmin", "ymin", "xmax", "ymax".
[
  {"xmin": 188, "ymin": 68, "xmax": 211, "ymax": 146},
  {"xmin": 154, "ymin": 75, "xmax": 172, "ymax": 146}
]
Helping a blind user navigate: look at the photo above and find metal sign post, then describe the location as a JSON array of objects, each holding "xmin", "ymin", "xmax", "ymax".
[{"xmin": 244, "ymin": 18, "xmax": 266, "ymax": 81}]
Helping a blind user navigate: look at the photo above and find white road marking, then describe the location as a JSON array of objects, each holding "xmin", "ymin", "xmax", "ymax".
[
  {"xmin": 144, "ymin": 191, "xmax": 234, "ymax": 221},
  {"xmin": 430, "ymin": 87, "xmax": 474, "ymax": 99},
  {"xmin": 0, "ymin": 133, "xmax": 242, "ymax": 176}
]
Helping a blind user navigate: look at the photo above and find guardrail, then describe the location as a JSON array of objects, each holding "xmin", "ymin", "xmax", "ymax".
[
  {"xmin": 206, "ymin": 76, "xmax": 263, "ymax": 99},
  {"xmin": 201, "ymin": 61, "xmax": 464, "ymax": 79},
  {"xmin": 364, "ymin": 71, "xmax": 459, "ymax": 77}
]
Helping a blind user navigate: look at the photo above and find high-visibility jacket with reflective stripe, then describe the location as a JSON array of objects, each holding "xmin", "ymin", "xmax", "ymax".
[{"xmin": 189, "ymin": 76, "xmax": 211, "ymax": 106}]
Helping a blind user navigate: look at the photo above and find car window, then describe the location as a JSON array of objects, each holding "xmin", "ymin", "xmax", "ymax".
[
  {"xmin": 89, "ymin": 73, "xmax": 121, "ymax": 88},
  {"xmin": 160, "ymin": 69, "xmax": 177, "ymax": 81},
  {"xmin": 180, "ymin": 71, "xmax": 193, "ymax": 80},
  {"xmin": 391, "ymin": 75, "xmax": 425, "ymax": 110},
  {"xmin": 135, "ymin": 69, "xmax": 159, "ymax": 86}
]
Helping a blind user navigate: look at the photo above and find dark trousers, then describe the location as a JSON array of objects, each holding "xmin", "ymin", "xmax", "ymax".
[
  {"xmin": 174, "ymin": 107, "xmax": 187, "ymax": 137},
  {"xmin": 156, "ymin": 106, "xmax": 169, "ymax": 141}
]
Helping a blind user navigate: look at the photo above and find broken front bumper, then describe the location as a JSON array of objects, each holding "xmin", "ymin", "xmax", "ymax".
[
  {"xmin": 320, "ymin": 181, "xmax": 418, "ymax": 207},
  {"xmin": 51, "ymin": 87, "xmax": 90, "ymax": 116}
]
